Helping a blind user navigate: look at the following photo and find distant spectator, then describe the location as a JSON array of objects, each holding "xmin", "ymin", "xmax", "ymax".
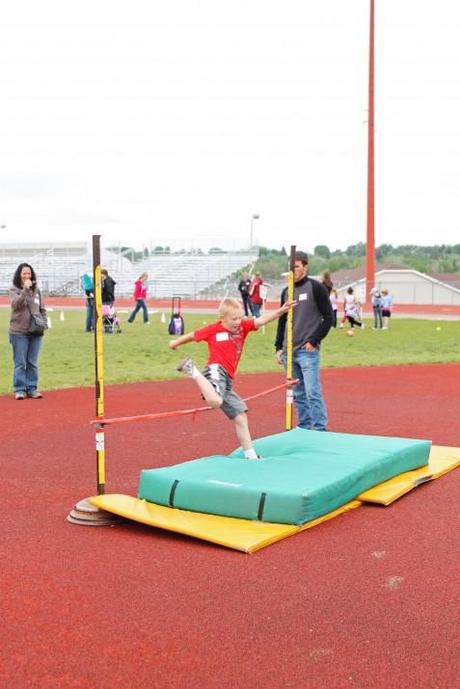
[
  {"xmin": 249, "ymin": 272, "xmax": 269, "ymax": 318},
  {"xmin": 9, "ymin": 262, "xmax": 47, "ymax": 400},
  {"xmin": 381, "ymin": 289, "xmax": 393, "ymax": 330},
  {"xmin": 370, "ymin": 287, "xmax": 383, "ymax": 330},
  {"xmin": 81, "ymin": 272, "xmax": 94, "ymax": 332},
  {"xmin": 128, "ymin": 272, "xmax": 150, "ymax": 324},
  {"xmin": 237, "ymin": 272, "xmax": 253, "ymax": 317},
  {"xmin": 320, "ymin": 272, "xmax": 334, "ymax": 295},
  {"xmin": 330, "ymin": 287, "xmax": 338, "ymax": 328},
  {"xmin": 101, "ymin": 269, "xmax": 116, "ymax": 306},
  {"xmin": 344, "ymin": 287, "xmax": 363, "ymax": 329}
]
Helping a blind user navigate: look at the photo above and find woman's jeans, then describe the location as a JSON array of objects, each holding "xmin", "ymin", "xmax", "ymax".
[
  {"xmin": 9, "ymin": 333, "xmax": 43, "ymax": 393},
  {"xmin": 285, "ymin": 347, "xmax": 328, "ymax": 431},
  {"xmin": 250, "ymin": 302, "xmax": 261, "ymax": 318},
  {"xmin": 128, "ymin": 299, "xmax": 149, "ymax": 323},
  {"xmin": 373, "ymin": 305, "xmax": 383, "ymax": 329}
]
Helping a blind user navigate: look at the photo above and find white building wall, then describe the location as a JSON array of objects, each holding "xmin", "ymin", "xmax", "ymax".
[{"xmin": 337, "ymin": 270, "xmax": 460, "ymax": 305}]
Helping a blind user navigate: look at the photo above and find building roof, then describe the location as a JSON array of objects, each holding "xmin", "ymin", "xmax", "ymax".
[
  {"xmin": 430, "ymin": 272, "xmax": 460, "ymax": 289},
  {"xmin": 331, "ymin": 264, "xmax": 405, "ymax": 287}
]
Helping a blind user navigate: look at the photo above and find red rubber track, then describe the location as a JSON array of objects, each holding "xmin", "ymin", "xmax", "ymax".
[
  {"xmin": 1, "ymin": 295, "xmax": 460, "ymax": 316},
  {"xmin": 2, "ymin": 365, "xmax": 459, "ymax": 689}
]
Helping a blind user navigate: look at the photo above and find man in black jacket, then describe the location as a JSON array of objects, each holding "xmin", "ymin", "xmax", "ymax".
[
  {"xmin": 237, "ymin": 272, "xmax": 253, "ymax": 316},
  {"xmin": 275, "ymin": 251, "xmax": 333, "ymax": 431}
]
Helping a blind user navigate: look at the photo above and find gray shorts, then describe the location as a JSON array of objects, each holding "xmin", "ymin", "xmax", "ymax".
[{"xmin": 203, "ymin": 364, "xmax": 247, "ymax": 419}]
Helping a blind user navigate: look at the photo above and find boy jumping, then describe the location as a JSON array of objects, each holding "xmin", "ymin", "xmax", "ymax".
[{"xmin": 169, "ymin": 297, "xmax": 295, "ymax": 459}]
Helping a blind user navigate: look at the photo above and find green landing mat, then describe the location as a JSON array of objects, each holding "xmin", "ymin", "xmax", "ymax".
[{"xmin": 138, "ymin": 428, "xmax": 431, "ymax": 525}]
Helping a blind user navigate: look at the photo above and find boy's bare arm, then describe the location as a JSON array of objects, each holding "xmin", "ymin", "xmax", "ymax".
[
  {"xmin": 169, "ymin": 332, "xmax": 195, "ymax": 349},
  {"xmin": 254, "ymin": 300, "xmax": 296, "ymax": 328}
]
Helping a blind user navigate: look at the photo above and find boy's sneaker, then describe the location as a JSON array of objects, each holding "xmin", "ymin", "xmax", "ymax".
[{"xmin": 176, "ymin": 357, "xmax": 194, "ymax": 376}]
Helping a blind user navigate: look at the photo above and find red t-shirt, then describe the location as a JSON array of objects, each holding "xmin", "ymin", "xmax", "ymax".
[{"xmin": 193, "ymin": 318, "xmax": 258, "ymax": 378}]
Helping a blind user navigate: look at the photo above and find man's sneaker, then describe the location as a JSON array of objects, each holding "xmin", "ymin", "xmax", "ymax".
[
  {"xmin": 27, "ymin": 391, "xmax": 43, "ymax": 399},
  {"xmin": 15, "ymin": 391, "xmax": 25, "ymax": 400},
  {"xmin": 176, "ymin": 357, "xmax": 194, "ymax": 376}
]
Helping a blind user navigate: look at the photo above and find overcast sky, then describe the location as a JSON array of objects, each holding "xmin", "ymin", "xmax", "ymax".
[{"xmin": 1, "ymin": 0, "xmax": 459, "ymax": 253}]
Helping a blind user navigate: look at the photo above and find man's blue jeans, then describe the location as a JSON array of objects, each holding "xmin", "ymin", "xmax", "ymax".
[
  {"xmin": 128, "ymin": 299, "xmax": 149, "ymax": 323},
  {"xmin": 287, "ymin": 347, "xmax": 328, "ymax": 431},
  {"xmin": 9, "ymin": 333, "xmax": 43, "ymax": 393}
]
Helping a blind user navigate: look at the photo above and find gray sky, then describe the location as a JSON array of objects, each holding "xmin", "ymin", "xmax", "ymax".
[{"xmin": 1, "ymin": 0, "xmax": 459, "ymax": 253}]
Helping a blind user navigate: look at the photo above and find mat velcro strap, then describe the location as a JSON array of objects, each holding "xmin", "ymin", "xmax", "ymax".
[
  {"xmin": 169, "ymin": 480, "xmax": 179, "ymax": 507},
  {"xmin": 257, "ymin": 492, "xmax": 267, "ymax": 520}
]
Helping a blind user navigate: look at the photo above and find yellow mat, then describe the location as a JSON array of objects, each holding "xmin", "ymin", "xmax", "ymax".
[
  {"xmin": 358, "ymin": 444, "xmax": 460, "ymax": 505},
  {"xmin": 89, "ymin": 494, "xmax": 361, "ymax": 553},
  {"xmin": 89, "ymin": 444, "xmax": 459, "ymax": 552}
]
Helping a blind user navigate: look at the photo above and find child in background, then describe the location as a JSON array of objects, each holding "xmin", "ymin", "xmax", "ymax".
[
  {"xmin": 170, "ymin": 297, "xmax": 295, "ymax": 460},
  {"xmin": 381, "ymin": 289, "xmax": 393, "ymax": 329},
  {"xmin": 370, "ymin": 287, "xmax": 383, "ymax": 330},
  {"xmin": 329, "ymin": 287, "xmax": 338, "ymax": 328},
  {"xmin": 344, "ymin": 287, "xmax": 363, "ymax": 329},
  {"xmin": 127, "ymin": 272, "xmax": 150, "ymax": 324}
]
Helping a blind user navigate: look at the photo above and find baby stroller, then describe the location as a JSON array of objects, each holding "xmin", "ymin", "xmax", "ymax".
[{"xmin": 102, "ymin": 304, "xmax": 122, "ymax": 334}]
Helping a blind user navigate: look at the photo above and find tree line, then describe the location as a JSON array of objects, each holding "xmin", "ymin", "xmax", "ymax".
[
  {"xmin": 107, "ymin": 242, "xmax": 460, "ymax": 279},
  {"xmin": 254, "ymin": 244, "xmax": 460, "ymax": 279}
]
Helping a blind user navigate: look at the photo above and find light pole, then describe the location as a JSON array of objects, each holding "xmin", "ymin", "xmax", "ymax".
[{"xmin": 250, "ymin": 214, "xmax": 260, "ymax": 249}]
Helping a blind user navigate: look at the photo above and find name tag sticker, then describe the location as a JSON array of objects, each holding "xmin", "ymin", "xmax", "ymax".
[
  {"xmin": 34, "ymin": 297, "xmax": 40, "ymax": 304},
  {"xmin": 299, "ymin": 293, "xmax": 307, "ymax": 301},
  {"xmin": 216, "ymin": 332, "xmax": 229, "ymax": 342}
]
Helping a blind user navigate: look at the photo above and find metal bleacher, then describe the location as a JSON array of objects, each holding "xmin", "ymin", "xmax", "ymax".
[
  {"xmin": 0, "ymin": 243, "xmax": 123, "ymax": 296},
  {"xmin": 0, "ymin": 243, "xmax": 257, "ymax": 299},
  {"xmin": 118, "ymin": 252, "xmax": 257, "ymax": 299}
]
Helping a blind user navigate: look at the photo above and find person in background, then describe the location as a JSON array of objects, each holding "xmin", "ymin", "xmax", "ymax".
[
  {"xmin": 249, "ymin": 271, "xmax": 265, "ymax": 317},
  {"xmin": 344, "ymin": 287, "xmax": 363, "ymax": 329},
  {"xmin": 370, "ymin": 287, "xmax": 383, "ymax": 330},
  {"xmin": 320, "ymin": 271, "xmax": 334, "ymax": 295},
  {"xmin": 329, "ymin": 287, "xmax": 338, "ymax": 328},
  {"xmin": 275, "ymin": 251, "xmax": 333, "ymax": 432},
  {"xmin": 101, "ymin": 269, "xmax": 116, "ymax": 306},
  {"xmin": 9, "ymin": 263, "xmax": 47, "ymax": 400},
  {"xmin": 128, "ymin": 272, "xmax": 150, "ymax": 324},
  {"xmin": 81, "ymin": 272, "xmax": 94, "ymax": 332},
  {"xmin": 237, "ymin": 271, "xmax": 253, "ymax": 317},
  {"xmin": 381, "ymin": 289, "xmax": 393, "ymax": 329}
]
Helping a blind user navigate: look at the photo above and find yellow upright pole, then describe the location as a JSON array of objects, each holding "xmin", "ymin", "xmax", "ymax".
[
  {"xmin": 66, "ymin": 235, "xmax": 116, "ymax": 524},
  {"xmin": 285, "ymin": 245, "xmax": 296, "ymax": 430},
  {"xmin": 93, "ymin": 235, "xmax": 106, "ymax": 494}
]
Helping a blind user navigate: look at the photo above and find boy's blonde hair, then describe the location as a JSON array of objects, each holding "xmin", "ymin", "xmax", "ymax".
[
  {"xmin": 218, "ymin": 298, "xmax": 242, "ymax": 317},
  {"xmin": 381, "ymin": 289, "xmax": 388, "ymax": 295}
]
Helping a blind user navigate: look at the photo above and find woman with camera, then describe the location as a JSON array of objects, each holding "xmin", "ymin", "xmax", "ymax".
[{"xmin": 9, "ymin": 262, "xmax": 48, "ymax": 400}]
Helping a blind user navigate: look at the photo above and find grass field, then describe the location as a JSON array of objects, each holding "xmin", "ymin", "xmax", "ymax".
[{"xmin": 0, "ymin": 307, "xmax": 459, "ymax": 395}]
